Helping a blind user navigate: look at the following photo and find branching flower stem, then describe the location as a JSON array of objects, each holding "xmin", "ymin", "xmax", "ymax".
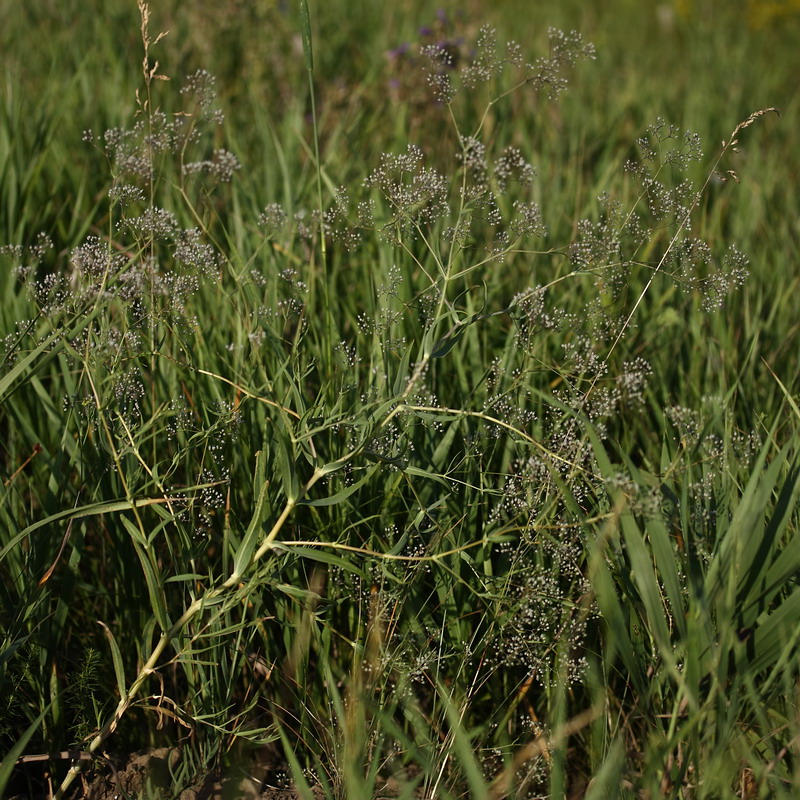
[
  {"xmin": 605, "ymin": 109, "xmax": 779, "ymax": 365},
  {"xmin": 54, "ymin": 456, "xmax": 336, "ymax": 799},
  {"xmin": 562, "ymin": 108, "xmax": 779, "ymax": 489}
]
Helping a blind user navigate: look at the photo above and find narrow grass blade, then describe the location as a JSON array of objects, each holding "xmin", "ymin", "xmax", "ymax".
[
  {"xmin": 0, "ymin": 496, "xmax": 180, "ymax": 563},
  {"xmin": 0, "ymin": 705, "xmax": 51, "ymax": 797},
  {"xmin": 617, "ymin": 509, "xmax": 673, "ymax": 655},
  {"xmin": 584, "ymin": 739, "xmax": 626, "ymax": 800},
  {"xmin": 646, "ymin": 516, "xmax": 687, "ymax": 639},
  {"xmin": 0, "ymin": 305, "xmax": 101, "ymax": 404},
  {"xmin": 120, "ymin": 517, "xmax": 169, "ymax": 630},
  {"xmin": 277, "ymin": 545, "xmax": 365, "ymax": 576},
  {"xmin": 297, "ymin": 462, "xmax": 379, "ymax": 506},
  {"xmin": 277, "ymin": 724, "xmax": 316, "ymax": 800},
  {"xmin": 747, "ymin": 584, "xmax": 800, "ymax": 674},
  {"xmin": 704, "ymin": 434, "xmax": 784, "ymax": 608},
  {"xmin": 231, "ymin": 463, "xmax": 271, "ymax": 579},
  {"xmin": 435, "ymin": 681, "xmax": 488, "ymax": 799},
  {"xmin": 98, "ymin": 621, "xmax": 127, "ymax": 701}
]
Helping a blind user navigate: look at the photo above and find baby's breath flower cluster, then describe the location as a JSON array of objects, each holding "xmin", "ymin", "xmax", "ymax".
[
  {"xmin": 620, "ymin": 117, "xmax": 751, "ymax": 312},
  {"xmin": 489, "ymin": 532, "xmax": 595, "ymax": 686},
  {"xmin": 662, "ymin": 397, "xmax": 762, "ymax": 540},
  {"xmin": 420, "ymin": 24, "xmax": 595, "ymax": 105},
  {"xmin": 364, "ymin": 144, "xmax": 450, "ymax": 236},
  {"xmin": 183, "ymin": 148, "xmax": 240, "ymax": 183},
  {"xmin": 0, "ymin": 65, "xmax": 246, "ymax": 539}
]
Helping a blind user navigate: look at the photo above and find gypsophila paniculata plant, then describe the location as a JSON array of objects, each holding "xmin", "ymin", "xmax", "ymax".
[
  {"xmin": 14, "ymin": 38, "xmax": 246, "ymax": 502},
  {"xmin": 1, "ymin": 4, "xmax": 785, "ymax": 796}
]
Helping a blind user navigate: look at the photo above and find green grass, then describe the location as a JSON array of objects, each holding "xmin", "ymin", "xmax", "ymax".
[{"xmin": 1, "ymin": 1, "xmax": 799, "ymax": 798}]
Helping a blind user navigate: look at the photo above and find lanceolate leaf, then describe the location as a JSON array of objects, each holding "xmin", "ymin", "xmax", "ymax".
[
  {"xmin": 231, "ymin": 463, "xmax": 272, "ymax": 579},
  {"xmin": 0, "ymin": 496, "xmax": 182, "ymax": 563},
  {"xmin": 0, "ymin": 705, "xmax": 51, "ymax": 797},
  {"xmin": 98, "ymin": 620, "xmax": 127, "ymax": 701},
  {"xmin": 298, "ymin": 462, "xmax": 380, "ymax": 506},
  {"xmin": 746, "ymin": 583, "xmax": 800, "ymax": 675},
  {"xmin": 704, "ymin": 435, "xmax": 785, "ymax": 609},
  {"xmin": 0, "ymin": 303, "xmax": 103, "ymax": 404}
]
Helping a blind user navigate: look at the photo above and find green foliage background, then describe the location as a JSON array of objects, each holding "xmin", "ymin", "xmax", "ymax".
[{"xmin": 1, "ymin": 1, "xmax": 799, "ymax": 798}]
